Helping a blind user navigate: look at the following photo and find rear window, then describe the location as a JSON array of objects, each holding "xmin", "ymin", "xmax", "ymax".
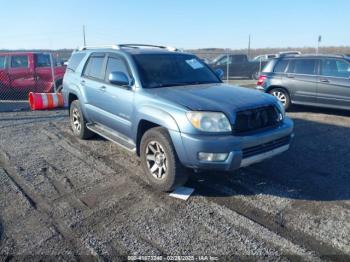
[
  {"xmin": 35, "ymin": 53, "xmax": 51, "ymax": 67},
  {"xmin": 287, "ymin": 59, "xmax": 317, "ymax": 75},
  {"xmin": 67, "ymin": 53, "xmax": 86, "ymax": 72},
  {"xmin": 273, "ymin": 59, "xmax": 289, "ymax": 73},
  {"xmin": 83, "ymin": 55, "xmax": 105, "ymax": 80},
  {"xmin": 11, "ymin": 55, "xmax": 28, "ymax": 68},
  {"xmin": 262, "ymin": 60, "xmax": 276, "ymax": 73},
  {"xmin": 0, "ymin": 56, "xmax": 5, "ymax": 69}
]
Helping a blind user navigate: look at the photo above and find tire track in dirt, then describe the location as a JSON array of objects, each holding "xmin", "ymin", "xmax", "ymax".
[
  {"xmin": 0, "ymin": 151, "xmax": 106, "ymax": 260},
  {"xmin": 46, "ymin": 122, "xmax": 321, "ymax": 259}
]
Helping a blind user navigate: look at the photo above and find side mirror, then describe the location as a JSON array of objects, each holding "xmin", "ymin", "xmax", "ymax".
[
  {"xmin": 109, "ymin": 71, "xmax": 131, "ymax": 86},
  {"xmin": 215, "ymin": 69, "xmax": 224, "ymax": 79}
]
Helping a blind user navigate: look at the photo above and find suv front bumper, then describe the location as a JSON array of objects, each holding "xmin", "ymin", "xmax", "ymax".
[{"xmin": 171, "ymin": 117, "xmax": 294, "ymax": 171}]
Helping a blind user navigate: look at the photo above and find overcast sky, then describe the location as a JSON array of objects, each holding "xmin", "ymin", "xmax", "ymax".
[{"xmin": 1, "ymin": 0, "xmax": 349, "ymax": 50}]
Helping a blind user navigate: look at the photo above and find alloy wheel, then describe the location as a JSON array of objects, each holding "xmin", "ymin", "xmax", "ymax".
[
  {"xmin": 145, "ymin": 141, "xmax": 167, "ymax": 180},
  {"xmin": 272, "ymin": 91, "xmax": 287, "ymax": 105},
  {"xmin": 72, "ymin": 108, "xmax": 81, "ymax": 134}
]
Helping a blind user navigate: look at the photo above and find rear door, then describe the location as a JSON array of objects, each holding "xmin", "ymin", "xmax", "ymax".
[
  {"xmin": 283, "ymin": 58, "xmax": 319, "ymax": 104},
  {"xmin": 0, "ymin": 55, "xmax": 10, "ymax": 91},
  {"xmin": 81, "ymin": 53, "xmax": 107, "ymax": 123},
  {"xmin": 8, "ymin": 54, "xmax": 36, "ymax": 94},
  {"xmin": 317, "ymin": 58, "xmax": 350, "ymax": 108}
]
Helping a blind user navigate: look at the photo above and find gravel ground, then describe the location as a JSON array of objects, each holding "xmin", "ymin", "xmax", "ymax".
[{"xmin": 0, "ymin": 103, "xmax": 349, "ymax": 261}]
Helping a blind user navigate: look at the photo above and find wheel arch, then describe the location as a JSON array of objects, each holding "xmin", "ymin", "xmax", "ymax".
[{"xmin": 266, "ymin": 85, "xmax": 291, "ymax": 98}]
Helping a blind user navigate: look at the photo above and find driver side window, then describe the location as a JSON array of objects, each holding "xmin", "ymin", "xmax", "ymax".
[{"xmin": 105, "ymin": 56, "xmax": 131, "ymax": 83}]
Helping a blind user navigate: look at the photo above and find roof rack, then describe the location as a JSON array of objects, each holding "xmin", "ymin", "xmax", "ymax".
[
  {"xmin": 119, "ymin": 44, "xmax": 178, "ymax": 51},
  {"xmin": 278, "ymin": 53, "xmax": 346, "ymax": 58},
  {"xmin": 78, "ymin": 44, "xmax": 179, "ymax": 52},
  {"xmin": 79, "ymin": 45, "xmax": 120, "ymax": 51}
]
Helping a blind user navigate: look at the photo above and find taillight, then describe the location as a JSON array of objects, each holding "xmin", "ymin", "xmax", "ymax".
[{"xmin": 257, "ymin": 75, "xmax": 267, "ymax": 86}]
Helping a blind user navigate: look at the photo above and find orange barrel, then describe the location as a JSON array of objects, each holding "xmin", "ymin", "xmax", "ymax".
[{"xmin": 29, "ymin": 92, "xmax": 65, "ymax": 110}]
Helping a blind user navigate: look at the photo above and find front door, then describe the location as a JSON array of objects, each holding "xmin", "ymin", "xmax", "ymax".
[
  {"xmin": 317, "ymin": 58, "xmax": 350, "ymax": 108},
  {"xmin": 34, "ymin": 53, "xmax": 54, "ymax": 93},
  {"xmin": 98, "ymin": 54, "xmax": 134, "ymax": 137}
]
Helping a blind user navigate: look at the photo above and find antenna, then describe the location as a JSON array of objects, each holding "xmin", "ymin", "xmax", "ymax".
[{"xmin": 83, "ymin": 25, "xmax": 86, "ymax": 46}]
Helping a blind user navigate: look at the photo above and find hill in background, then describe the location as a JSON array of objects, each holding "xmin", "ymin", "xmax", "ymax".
[{"xmin": 1, "ymin": 46, "xmax": 350, "ymax": 62}]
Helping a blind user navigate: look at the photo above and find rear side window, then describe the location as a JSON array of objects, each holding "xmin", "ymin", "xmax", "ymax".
[
  {"xmin": 0, "ymin": 56, "xmax": 6, "ymax": 69},
  {"xmin": 11, "ymin": 55, "xmax": 28, "ymax": 68},
  {"xmin": 35, "ymin": 53, "xmax": 51, "ymax": 67},
  {"xmin": 273, "ymin": 59, "xmax": 289, "ymax": 73},
  {"xmin": 68, "ymin": 53, "xmax": 86, "ymax": 72},
  {"xmin": 83, "ymin": 55, "xmax": 105, "ymax": 79},
  {"xmin": 105, "ymin": 57, "xmax": 130, "ymax": 81},
  {"xmin": 321, "ymin": 59, "xmax": 350, "ymax": 78},
  {"xmin": 287, "ymin": 59, "xmax": 317, "ymax": 75}
]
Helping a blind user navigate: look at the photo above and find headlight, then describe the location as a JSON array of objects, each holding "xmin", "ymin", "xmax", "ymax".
[
  {"xmin": 186, "ymin": 111, "xmax": 231, "ymax": 132},
  {"xmin": 276, "ymin": 101, "xmax": 285, "ymax": 121}
]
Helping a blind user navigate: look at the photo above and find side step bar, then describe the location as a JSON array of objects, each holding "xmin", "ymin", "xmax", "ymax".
[{"xmin": 86, "ymin": 123, "xmax": 136, "ymax": 153}]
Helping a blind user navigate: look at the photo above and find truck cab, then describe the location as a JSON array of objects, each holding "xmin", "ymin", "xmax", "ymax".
[{"xmin": 0, "ymin": 52, "xmax": 66, "ymax": 99}]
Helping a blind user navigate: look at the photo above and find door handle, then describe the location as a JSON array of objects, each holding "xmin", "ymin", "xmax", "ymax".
[
  {"xmin": 320, "ymin": 79, "xmax": 329, "ymax": 83},
  {"xmin": 99, "ymin": 86, "xmax": 106, "ymax": 91}
]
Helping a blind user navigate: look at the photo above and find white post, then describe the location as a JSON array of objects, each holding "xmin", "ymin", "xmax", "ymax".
[
  {"xmin": 49, "ymin": 53, "xmax": 56, "ymax": 93},
  {"xmin": 226, "ymin": 49, "xmax": 229, "ymax": 83}
]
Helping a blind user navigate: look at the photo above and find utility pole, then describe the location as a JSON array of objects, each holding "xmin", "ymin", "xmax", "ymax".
[
  {"xmin": 317, "ymin": 35, "xmax": 322, "ymax": 54},
  {"xmin": 248, "ymin": 34, "xmax": 251, "ymax": 59},
  {"xmin": 83, "ymin": 25, "xmax": 86, "ymax": 46}
]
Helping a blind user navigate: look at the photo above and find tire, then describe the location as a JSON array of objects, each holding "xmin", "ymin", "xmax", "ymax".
[
  {"xmin": 269, "ymin": 88, "xmax": 291, "ymax": 110},
  {"xmin": 51, "ymin": 83, "xmax": 63, "ymax": 93},
  {"xmin": 70, "ymin": 100, "xmax": 94, "ymax": 139},
  {"xmin": 55, "ymin": 84, "xmax": 63, "ymax": 93},
  {"xmin": 251, "ymin": 71, "xmax": 259, "ymax": 80},
  {"xmin": 140, "ymin": 127, "xmax": 189, "ymax": 192}
]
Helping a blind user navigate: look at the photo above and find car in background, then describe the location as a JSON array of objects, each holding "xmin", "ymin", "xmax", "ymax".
[
  {"xmin": 63, "ymin": 44, "xmax": 293, "ymax": 192},
  {"xmin": 253, "ymin": 54, "xmax": 277, "ymax": 62},
  {"xmin": 0, "ymin": 52, "xmax": 66, "ymax": 99},
  {"xmin": 277, "ymin": 51, "xmax": 302, "ymax": 57},
  {"xmin": 256, "ymin": 54, "xmax": 350, "ymax": 110},
  {"xmin": 209, "ymin": 54, "xmax": 266, "ymax": 80}
]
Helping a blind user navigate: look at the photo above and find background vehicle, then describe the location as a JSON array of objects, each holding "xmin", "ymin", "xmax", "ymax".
[
  {"xmin": 209, "ymin": 54, "xmax": 266, "ymax": 80},
  {"xmin": 0, "ymin": 52, "xmax": 66, "ymax": 99},
  {"xmin": 256, "ymin": 54, "xmax": 350, "ymax": 110},
  {"xmin": 277, "ymin": 51, "xmax": 302, "ymax": 56},
  {"xmin": 253, "ymin": 54, "xmax": 277, "ymax": 62},
  {"xmin": 63, "ymin": 44, "xmax": 293, "ymax": 192}
]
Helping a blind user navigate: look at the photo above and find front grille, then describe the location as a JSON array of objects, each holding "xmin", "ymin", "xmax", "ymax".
[
  {"xmin": 233, "ymin": 106, "xmax": 281, "ymax": 135},
  {"xmin": 242, "ymin": 135, "xmax": 291, "ymax": 159}
]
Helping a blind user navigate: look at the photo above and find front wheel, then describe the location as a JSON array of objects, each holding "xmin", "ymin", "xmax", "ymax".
[
  {"xmin": 140, "ymin": 127, "xmax": 189, "ymax": 192},
  {"xmin": 269, "ymin": 88, "xmax": 291, "ymax": 110},
  {"xmin": 70, "ymin": 100, "xmax": 94, "ymax": 139}
]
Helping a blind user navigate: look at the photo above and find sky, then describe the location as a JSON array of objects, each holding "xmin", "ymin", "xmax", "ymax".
[{"xmin": 1, "ymin": 0, "xmax": 349, "ymax": 50}]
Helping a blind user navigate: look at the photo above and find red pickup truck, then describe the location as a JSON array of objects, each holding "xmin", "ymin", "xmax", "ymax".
[{"xmin": 0, "ymin": 52, "xmax": 66, "ymax": 99}]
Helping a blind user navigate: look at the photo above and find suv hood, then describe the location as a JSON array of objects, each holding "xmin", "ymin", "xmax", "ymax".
[{"xmin": 145, "ymin": 83, "xmax": 277, "ymax": 118}]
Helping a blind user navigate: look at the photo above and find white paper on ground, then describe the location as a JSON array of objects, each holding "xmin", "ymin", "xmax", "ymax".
[{"xmin": 169, "ymin": 186, "xmax": 195, "ymax": 201}]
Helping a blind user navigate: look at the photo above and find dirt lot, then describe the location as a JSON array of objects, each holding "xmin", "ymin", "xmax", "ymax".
[{"xmin": 0, "ymin": 100, "xmax": 349, "ymax": 261}]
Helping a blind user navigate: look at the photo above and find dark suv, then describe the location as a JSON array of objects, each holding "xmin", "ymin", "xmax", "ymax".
[{"xmin": 256, "ymin": 54, "xmax": 350, "ymax": 110}]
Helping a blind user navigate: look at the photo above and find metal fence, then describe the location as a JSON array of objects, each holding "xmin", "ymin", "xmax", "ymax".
[
  {"xmin": 0, "ymin": 51, "xmax": 67, "ymax": 102},
  {"xmin": 0, "ymin": 49, "xmax": 262, "ymax": 112}
]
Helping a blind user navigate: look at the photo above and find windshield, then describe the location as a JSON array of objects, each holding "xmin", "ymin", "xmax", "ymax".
[{"xmin": 133, "ymin": 53, "xmax": 221, "ymax": 88}]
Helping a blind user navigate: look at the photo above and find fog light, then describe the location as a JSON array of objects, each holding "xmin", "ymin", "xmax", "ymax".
[{"xmin": 198, "ymin": 152, "xmax": 228, "ymax": 162}]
